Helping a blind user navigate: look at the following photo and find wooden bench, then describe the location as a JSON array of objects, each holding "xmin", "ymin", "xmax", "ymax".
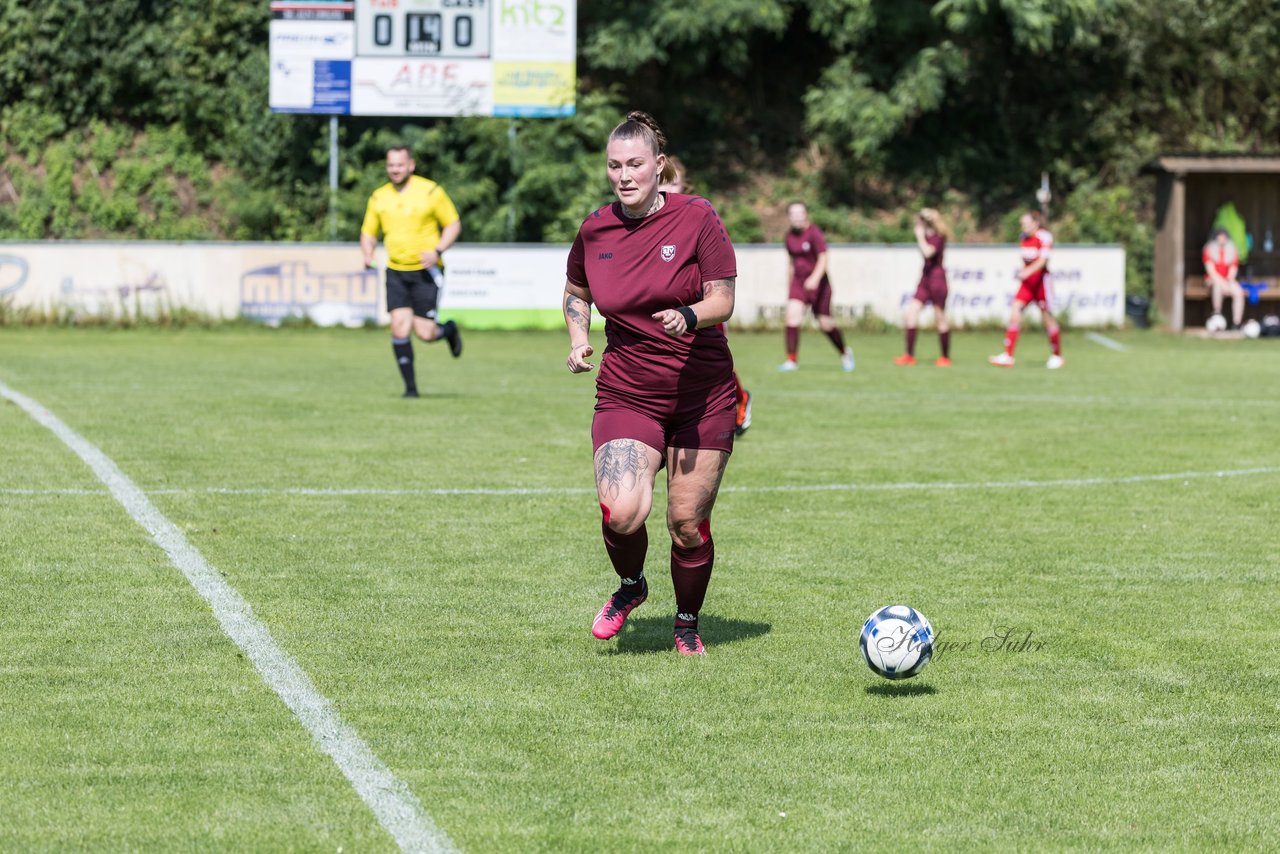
[
  {"xmin": 1184, "ymin": 275, "xmax": 1280, "ymax": 302},
  {"xmin": 1183, "ymin": 274, "xmax": 1280, "ymax": 326}
]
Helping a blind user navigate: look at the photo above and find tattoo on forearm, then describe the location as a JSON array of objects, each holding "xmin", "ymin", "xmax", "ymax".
[
  {"xmin": 595, "ymin": 440, "xmax": 650, "ymax": 501},
  {"xmin": 702, "ymin": 277, "xmax": 736, "ymax": 301},
  {"xmin": 564, "ymin": 292, "xmax": 591, "ymax": 332}
]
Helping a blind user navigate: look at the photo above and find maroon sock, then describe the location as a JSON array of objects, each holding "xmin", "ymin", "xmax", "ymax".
[
  {"xmin": 825, "ymin": 328, "xmax": 846, "ymax": 353},
  {"xmin": 905, "ymin": 326, "xmax": 918, "ymax": 356},
  {"xmin": 671, "ymin": 537, "xmax": 714, "ymax": 623},
  {"xmin": 602, "ymin": 519, "xmax": 647, "ymax": 593},
  {"xmin": 939, "ymin": 330, "xmax": 950, "ymax": 358},
  {"xmin": 785, "ymin": 326, "xmax": 799, "ymax": 360}
]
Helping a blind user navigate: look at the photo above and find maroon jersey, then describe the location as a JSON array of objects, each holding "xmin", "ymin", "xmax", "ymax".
[
  {"xmin": 786, "ymin": 224, "xmax": 829, "ymax": 284},
  {"xmin": 921, "ymin": 234, "xmax": 946, "ymax": 284},
  {"xmin": 567, "ymin": 193, "xmax": 737, "ymax": 400}
]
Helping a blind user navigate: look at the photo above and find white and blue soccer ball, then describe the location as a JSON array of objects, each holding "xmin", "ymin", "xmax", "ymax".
[{"xmin": 860, "ymin": 605, "xmax": 935, "ymax": 680}]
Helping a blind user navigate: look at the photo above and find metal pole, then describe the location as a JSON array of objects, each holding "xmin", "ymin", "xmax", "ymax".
[
  {"xmin": 507, "ymin": 120, "xmax": 517, "ymax": 242},
  {"xmin": 328, "ymin": 116, "xmax": 339, "ymax": 241}
]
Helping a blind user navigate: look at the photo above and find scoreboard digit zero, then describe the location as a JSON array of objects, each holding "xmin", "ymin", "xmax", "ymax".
[{"xmin": 356, "ymin": 0, "xmax": 491, "ymax": 59}]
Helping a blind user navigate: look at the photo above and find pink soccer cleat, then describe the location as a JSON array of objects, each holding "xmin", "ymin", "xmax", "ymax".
[
  {"xmin": 673, "ymin": 624, "xmax": 706, "ymax": 656},
  {"xmin": 591, "ymin": 583, "xmax": 647, "ymax": 640}
]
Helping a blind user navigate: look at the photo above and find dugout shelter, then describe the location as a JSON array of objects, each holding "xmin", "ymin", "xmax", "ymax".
[{"xmin": 1144, "ymin": 154, "xmax": 1280, "ymax": 330}]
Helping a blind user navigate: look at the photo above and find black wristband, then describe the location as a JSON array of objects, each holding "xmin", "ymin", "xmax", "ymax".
[{"xmin": 675, "ymin": 305, "xmax": 698, "ymax": 330}]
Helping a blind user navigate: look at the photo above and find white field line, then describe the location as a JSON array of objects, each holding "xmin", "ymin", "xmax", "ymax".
[
  {"xmin": 0, "ymin": 380, "xmax": 456, "ymax": 854},
  {"xmin": 6, "ymin": 466, "xmax": 1279, "ymax": 498},
  {"xmin": 1086, "ymin": 331, "xmax": 1127, "ymax": 351},
  {"xmin": 768, "ymin": 389, "xmax": 1280, "ymax": 409}
]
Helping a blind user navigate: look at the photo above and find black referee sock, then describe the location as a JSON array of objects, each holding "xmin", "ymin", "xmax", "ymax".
[{"xmin": 392, "ymin": 336, "xmax": 416, "ymax": 393}]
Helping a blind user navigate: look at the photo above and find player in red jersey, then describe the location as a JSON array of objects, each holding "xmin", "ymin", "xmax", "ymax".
[
  {"xmin": 780, "ymin": 202, "xmax": 855, "ymax": 372},
  {"xmin": 563, "ymin": 112, "xmax": 738, "ymax": 656},
  {"xmin": 659, "ymin": 157, "xmax": 752, "ymax": 436},
  {"xmin": 895, "ymin": 208, "xmax": 953, "ymax": 367},
  {"xmin": 990, "ymin": 210, "xmax": 1064, "ymax": 369},
  {"xmin": 1202, "ymin": 228, "xmax": 1244, "ymax": 329}
]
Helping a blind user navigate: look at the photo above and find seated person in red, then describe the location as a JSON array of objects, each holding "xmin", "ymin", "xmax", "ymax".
[{"xmin": 1203, "ymin": 228, "xmax": 1244, "ymax": 330}]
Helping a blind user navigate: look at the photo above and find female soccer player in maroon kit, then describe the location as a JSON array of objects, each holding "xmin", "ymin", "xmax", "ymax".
[
  {"xmin": 780, "ymin": 202, "xmax": 855, "ymax": 372},
  {"xmin": 895, "ymin": 208, "xmax": 953, "ymax": 366},
  {"xmin": 563, "ymin": 112, "xmax": 738, "ymax": 656}
]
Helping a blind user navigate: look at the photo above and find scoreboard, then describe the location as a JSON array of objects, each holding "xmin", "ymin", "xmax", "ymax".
[
  {"xmin": 269, "ymin": 0, "xmax": 576, "ymax": 117},
  {"xmin": 354, "ymin": 0, "xmax": 491, "ymax": 59}
]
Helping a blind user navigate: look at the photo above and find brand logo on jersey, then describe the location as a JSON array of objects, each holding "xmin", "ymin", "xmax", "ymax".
[
  {"xmin": 598, "ymin": 252, "xmax": 614, "ymax": 260},
  {"xmin": 802, "ymin": 241, "xmax": 811, "ymax": 252},
  {"xmin": 661, "ymin": 244, "xmax": 677, "ymax": 262}
]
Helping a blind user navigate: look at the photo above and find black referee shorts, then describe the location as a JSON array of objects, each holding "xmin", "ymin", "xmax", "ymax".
[{"xmin": 386, "ymin": 266, "xmax": 443, "ymax": 319}]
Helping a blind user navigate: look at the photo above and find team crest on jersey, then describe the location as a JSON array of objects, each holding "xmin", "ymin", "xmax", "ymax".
[
  {"xmin": 802, "ymin": 241, "xmax": 811, "ymax": 251},
  {"xmin": 661, "ymin": 244, "xmax": 677, "ymax": 262}
]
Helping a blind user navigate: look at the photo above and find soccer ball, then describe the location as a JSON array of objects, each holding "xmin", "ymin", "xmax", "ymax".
[
  {"xmin": 1205, "ymin": 314, "xmax": 1228, "ymax": 333},
  {"xmin": 860, "ymin": 605, "xmax": 935, "ymax": 680},
  {"xmin": 1243, "ymin": 319, "xmax": 1261, "ymax": 339}
]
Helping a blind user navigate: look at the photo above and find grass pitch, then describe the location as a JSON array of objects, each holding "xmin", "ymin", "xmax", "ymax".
[{"xmin": 2, "ymin": 325, "xmax": 1278, "ymax": 851}]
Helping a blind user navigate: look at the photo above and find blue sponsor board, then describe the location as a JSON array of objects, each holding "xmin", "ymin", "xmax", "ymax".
[{"xmin": 312, "ymin": 60, "xmax": 352, "ymax": 112}]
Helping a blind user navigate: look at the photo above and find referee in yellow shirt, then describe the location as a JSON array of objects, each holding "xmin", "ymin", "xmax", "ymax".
[{"xmin": 361, "ymin": 144, "xmax": 463, "ymax": 398}]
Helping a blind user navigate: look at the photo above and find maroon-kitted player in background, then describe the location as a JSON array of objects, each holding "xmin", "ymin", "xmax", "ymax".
[
  {"xmin": 895, "ymin": 208, "xmax": 953, "ymax": 367},
  {"xmin": 780, "ymin": 202, "xmax": 855, "ymax": 372},
  {"xmin": 563, "ymin": 111, "xmax": 739, "ymax": 656}
]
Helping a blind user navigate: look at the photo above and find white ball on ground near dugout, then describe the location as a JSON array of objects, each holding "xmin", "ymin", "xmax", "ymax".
[
  {"xmin": 1243, "ymin": 319, "xmax": 1261, "ymax": 339},
  {"xmin": 860, "ymin": 605, "xmax": 935, "ymax": 680},
  {"xmin": 1205, "ymin": 314, "xmax": 1228, "ymax": 333}
]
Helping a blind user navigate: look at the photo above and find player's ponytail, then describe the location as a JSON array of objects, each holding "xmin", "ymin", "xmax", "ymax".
[{"xmin": 610, "ymin": 110, "xmax": 676, "ymax": 184}]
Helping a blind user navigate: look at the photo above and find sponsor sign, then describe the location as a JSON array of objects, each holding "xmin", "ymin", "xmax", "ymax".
[{"xmin": 0, "ymin": 242, "xmax": 1126, "ymax": 329}]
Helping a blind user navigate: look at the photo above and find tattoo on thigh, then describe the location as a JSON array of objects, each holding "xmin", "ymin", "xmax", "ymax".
[
  {"xmin": 596, "ymin": 440, "xmax": 650, "ymax": 500},
  {"xmin": 667, "ymin": 450, "xmax": 728, "ymax": 523},
  {"xmin": 694, "ymin": 453, "xmax": 728, "ymax": 518}
]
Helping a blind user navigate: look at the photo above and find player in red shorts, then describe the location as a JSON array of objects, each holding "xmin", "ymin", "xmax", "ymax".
[
  {"xmin": 780, "ymin": 202, "xmax": 855, "ymax": 372},
  {"xmin": 563, "ymin": 112, "xmax": 739, "ymax": 656},
  {"xmin": 1202, "ymin": 228, "xmax": 1244, "ymax": 330},
  {"xmin": 895, "ymin": 208, "xmax": 953, "ymax": 367},
  {"xmin": 989, "ymin": 210, "xmax": 1064, "ymax": 369},
  {"xmin": 660, "ymin": 157, "xmax": 752, "ymax": 436}
]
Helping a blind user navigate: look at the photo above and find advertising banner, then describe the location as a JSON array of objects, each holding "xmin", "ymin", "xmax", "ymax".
[{"xmin": 0, "ymin": 242, "xmax": 1125, "ymax": 329}]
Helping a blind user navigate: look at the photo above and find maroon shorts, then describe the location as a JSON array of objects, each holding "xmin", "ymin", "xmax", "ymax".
[
  {"xmin": 912, "ymin": 276, "xmax": 948, "ymax": 307},
  {"xmin": 788, "ymin": 277, "xmax": 833, "ymax": 316},
  {"xmin": 592, "ymin": 386, "xmax": 737, "ymax": 455}
]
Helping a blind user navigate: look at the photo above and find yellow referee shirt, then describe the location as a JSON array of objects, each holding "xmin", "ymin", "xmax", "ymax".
[{"xmin": 361, "ymin": 175, "xmax": 460, "ymax": 271}]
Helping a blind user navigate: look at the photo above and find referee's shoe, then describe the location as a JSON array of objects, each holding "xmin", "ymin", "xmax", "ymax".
[{"xmin": 441, "ymin": 319, "xmax": 463, "ymax": 357}]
